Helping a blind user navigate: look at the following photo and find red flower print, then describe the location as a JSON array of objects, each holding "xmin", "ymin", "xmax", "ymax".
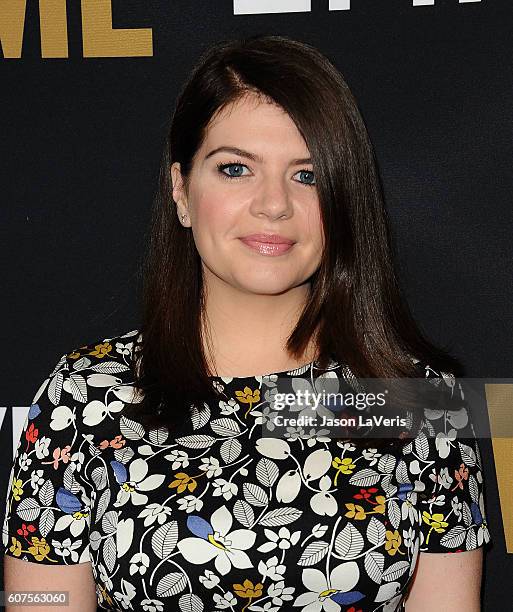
[
  {"xmin": 16, "ymin": 523, "xmax": 36, "ymax": 537},
  {"xmin": 353, "ymin": 487, "xmax": 378, "ymax": 501},
  {"xmin": 454, "ymin": 463, "xmax": 469, "ymax": 490},
  {"xmin": 49, "ymin": 445, "xmax": 71, "ymax": 469},
  {"xmin": 25, "ymin": 422, "xmax": 39, "ymax": 444},
  {"xmin": 98, "ymin": 435, "xmax": 126, "ymax": 450}
]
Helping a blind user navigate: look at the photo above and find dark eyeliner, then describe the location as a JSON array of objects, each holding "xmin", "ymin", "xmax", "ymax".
[{"xmin": 216, "ymin": 159, "xmax": 316, "ymax": 186}]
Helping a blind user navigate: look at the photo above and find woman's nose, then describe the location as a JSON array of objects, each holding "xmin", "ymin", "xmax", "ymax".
[{"xmin": 250, "ymin": 182, "xmax": 293, "ymax": 220}]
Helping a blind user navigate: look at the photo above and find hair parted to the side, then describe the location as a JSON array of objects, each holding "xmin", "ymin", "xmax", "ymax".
[{"xmin": 124, "ymin": 34, "xmax": 463, "ymax": 448}]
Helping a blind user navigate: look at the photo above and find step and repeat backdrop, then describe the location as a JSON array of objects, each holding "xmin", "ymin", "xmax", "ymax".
[{"xmin": 1, "ymin": 0, "xmax": 512, "ymax": 608}]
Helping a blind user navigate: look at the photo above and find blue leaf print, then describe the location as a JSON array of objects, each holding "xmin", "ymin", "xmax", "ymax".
[
  {"xmin": 110, "ymin": 460, "xmax": 127, "ymax": 484},
  {"xmin": 398, "ymin": 482, "xmax": 413, "ymax": 501},
  {"xmin": 331, "ymin": 590, "xmax": 365, "ymax": 604},
  {"xmin": 55, "ymin": 487, "xmax": 82, "ymax": 514},
  {"xmin": 29, "ymin": 403, "xmax": 41, "ymax": 419},
  {"xmin": 471, "ymin": 501, "xmax": 483, "ymax": 525},
  {"xmin": 186, "ymin": 515, "xmax": 214, "ymax": 539}
]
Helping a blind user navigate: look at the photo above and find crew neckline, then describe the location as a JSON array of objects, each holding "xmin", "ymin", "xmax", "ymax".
[{"xmin": 209, "ymin": 358, "xmax": 318, "ymax": 381}]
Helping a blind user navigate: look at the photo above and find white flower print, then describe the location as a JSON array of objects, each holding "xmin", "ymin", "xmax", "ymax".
[
  {"xmin": 213, "ymin": 590, "xmax": 237, "ymax": 608},
  {"xmin": 258, "ymin": 555, "xmax": 287, "ymax": 581},
  {"xmin": 176, "ymin": 495, "xmax": 204, "ymax": 513},
  {"xmin": 336, "ymin": 440, "xmax": 356, "ymax": 451},
  {"xmin": 112, "ymin": 458, "xmax": 166, "ymax": 506},
  {"xmin": 310, "ymin": 474, "xmax": 338, "ymax": 516},
  {"xmin": 113, "ymin": 578, "xmax": 136, "ymax": 610},
  {"xmin": 129, "ymin": 551, "xmax": 150, "ymax": 575},
  {"xmin": 199, "ymin": 569, "xmax": 220, "ymax": 589},
  {"xmin": 51, "ymin": 537, "xmax": 84, "ymax": 563},
  {"xmin": 54, "ymin": 509, "xmax": 88, "ymax": 537},
  {"xmin": 141, "ymin": 598, "xmax": 164, "ymax": 612},
  {"xmin": 292, "ymin": 563, "xmax": 361, "ymax": 611},
  {"xmin": 141, "ymin": 599, "xmax": 164, "ymax": 612},
  {"xmin": 82, "ymin": 398, "xmax": 125, "ymax": 427},
  {"xmin": 451, "ymin": 495, "xmax": 462, "ymax": 519},
  {"xmin": 199, "ymin": 456, "xmax": 222, "ymax": 478},
  {"xmin": 219, "ymin": 398, "xmax": 239, "ymax": 415},
  {"xmin": 267, "ymin": 579, "xmax": 295, "ymax": 604},
  {"xmin": 115, "ymin": 341, "xmax": 134, "ymax": 356},
  {"xmin": 137, "ymin": 502, "xmax": 172, "ymax": 526},
  {"xmin": 362, "ymin": 447, "xmax": 381, "ymax": 465},
  {"xmin": 402, "ymin": 527, "xmax": 416, "ymax": 548},
  {"xmin": 19, "ymin": 452, "xmax": 32, "ymax": 471},
  {"xmin": 257, "ymin": 527, "xmax": 301, "ymax": 553},
  {"xmin": 29, "ymin": 469, "xmax": 45, "ymax": 492},
  {"xmin": 429, "ymin": 466, "xmax": 452, "ymax": 489},
  {"xmin": 304, "ymin": 429, "xmax": 332, "ymax": 447},
  {"xmin": 434, "ymin": 429, "xmax": 457, "ymax": 459},
  {"xmin": 34, "ymin": 436, "xmax": 51, "ymax": 459},
  {"xmin": 401, "ymin": 493, "xmax": 419, "ymax": 525},
  {"xmin": 177, "ymin": 504, "xmax": 256, "ymax": 575},
  {"xmin": 212, "ymin": 478, "xmax": 238, "ymax": 500},
  {"xmin": 164, "ymin": 449, "xmax": 189, "ymax": 469},
  {"xmin": 69, "ymin": 450, "xmax": 85, "ymax": 472},
  {"xmin": 98, "ymin": 563, "xmax": 113, "ymax": 591}
]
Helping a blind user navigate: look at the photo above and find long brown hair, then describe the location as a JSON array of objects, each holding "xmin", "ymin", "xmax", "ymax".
[{"xmin": 125, "ymin": 34, "xmax": 463, "ymax": 448}]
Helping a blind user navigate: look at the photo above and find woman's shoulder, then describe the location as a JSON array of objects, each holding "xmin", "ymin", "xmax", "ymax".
[
  {"xmin": 30, "ymin": 328, "xmax": 143, "ymax": 438},
  {"xmin": 64, "ymin": 328, "xmax": 142, "ymax": 367}
]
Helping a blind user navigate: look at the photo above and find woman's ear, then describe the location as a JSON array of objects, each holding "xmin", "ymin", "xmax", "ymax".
[
  {"xmin": 170, "ymin": 162, "xmax": 189, "ymax": 223},
  {"xmin": 170, "ymin": 162, "xmax": 184, "ymax": 204}
]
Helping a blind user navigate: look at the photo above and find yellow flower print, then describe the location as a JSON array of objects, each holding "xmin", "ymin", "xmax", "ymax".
[
  {"xmin": 233, "ymin": 579, "xmax": 263, "ymax": 598},
  {"xmin": 98, "ymin": 584, "xmax": 114, "ymax": 608},
  {"xmin": 344, "ymin": 503, "xmax": 366, "ymax": 520},
  {"xmin": 72, "ymin": 509, "xmax": 89, "ymax": 520},
  {"xmin": 235, "ymin": 386, "xmax": 261, "ymax": 417},
  {"xmin": 169, "ymin": 472, "xmax": 198, "ymax": 494},
  {"xmin": 11, "ymin": 478, "xmax": 23, "ymax": 502},
  {"xmin": 373, "ymin": 495, "xmax": 386, "ymax": 514},
  {"xmin": 234, "ymin": 579, "xmax": 264, "ymax": 611},
  {"xmin": 422, "ymin": 511, "xmax": 449, "ymax": 545},
  {"xmin": 9, "ymin": 537, "xmax": 22, "ymax": 557},
  {"xmin": 332, "ymin": 456, "xmax": 356, "ymax": 483},
  {"xmin": 27, "ymin": 536, "xmax": 56, "ymax": 562},
  {"xmin": 88, "ymin": 342, "xmax": 112, "ymax": 359},
  {"xmin": 422, "ymin": 511, "xmax": 448, "ymax": 533},
  {"xmin": 9, "ymin": 536, "xmax": 58, "ymax": 563},
  {"xmin": 385, "ymin": 530, "xmax": 404, "ymax": 556}
]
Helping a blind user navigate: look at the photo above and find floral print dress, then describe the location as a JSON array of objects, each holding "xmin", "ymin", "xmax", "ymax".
[{"xmin": 2, "ymin": 329, "xmax": 491, "ymax": 612}]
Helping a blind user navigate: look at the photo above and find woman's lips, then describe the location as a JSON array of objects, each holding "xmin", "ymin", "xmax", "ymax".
[{"xmin": 239, "ymin": 237, "xmax": 295, "ymax": 256}]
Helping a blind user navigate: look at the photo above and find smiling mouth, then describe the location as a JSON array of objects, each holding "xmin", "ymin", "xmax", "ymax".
[{"xmin": 238, "ymin": 237, "xmax": 296, "ymax": 256}]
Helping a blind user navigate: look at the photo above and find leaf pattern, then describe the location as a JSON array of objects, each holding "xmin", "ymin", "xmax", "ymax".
[{"xmin": 2, "ymin": 329, "xmax": 491, "ymax": 611}]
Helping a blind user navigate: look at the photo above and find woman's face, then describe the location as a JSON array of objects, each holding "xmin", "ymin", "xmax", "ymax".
[{"xmin": 171, "ymin": 94, "xmax": 324, "ymax": 296}]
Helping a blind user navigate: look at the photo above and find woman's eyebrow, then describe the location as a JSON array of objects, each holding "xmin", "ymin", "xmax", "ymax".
[{"xmin": 204, "ymin": 146, "xmax": 312, "ymax": 166}]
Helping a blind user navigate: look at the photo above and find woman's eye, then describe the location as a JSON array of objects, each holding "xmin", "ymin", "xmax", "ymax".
[
  {"xmin": 294, "ymin": 169, "xmax": 316, "ymax": 186},
  {"xmin": 217, "ymin": 163, "xmax": 250, "ymax": 179},
  {"xmin": 217, "ymin": 162, "xmax": 316, "ymax": 186}
]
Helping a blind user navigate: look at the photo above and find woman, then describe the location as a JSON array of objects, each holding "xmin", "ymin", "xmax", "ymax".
[{"xmin": 3, "ymin": 35, "xmax": 491, "ymax": 611}]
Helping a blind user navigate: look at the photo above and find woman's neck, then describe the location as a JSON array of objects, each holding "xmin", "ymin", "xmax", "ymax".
[{"xmin": 201, "ymin": 275, "xmax": 317, "ymax": 378}]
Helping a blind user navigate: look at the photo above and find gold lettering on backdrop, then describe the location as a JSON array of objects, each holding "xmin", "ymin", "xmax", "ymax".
[
  {"xmin": 40, "ymin": 0, "xmax": 68, "ymax": 58},
  {"xmin": 81, "ymin": 0, "xmax": 152, "ymax": 58},
  {"xmin": 0, "ymin": 0, "xmax": 26, "ymax": 58},
  {"xmin": 485, "ymin": 384, "xmax": 513, "ymax": 553},
  {"xmin": 0, "ymin": 0, "xmax": 153, "ymax": 58}
]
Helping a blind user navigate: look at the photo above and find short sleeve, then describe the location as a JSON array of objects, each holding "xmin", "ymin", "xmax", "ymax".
[
  {"xmin": 2, "ymin": 353, "xmax": 92, "ymax": 564},
  {"xmin": 405, "ymin": 371, "xmax": 492, "ymax": 553}
]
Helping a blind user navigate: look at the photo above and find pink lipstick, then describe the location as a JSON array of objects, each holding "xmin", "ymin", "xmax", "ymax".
[{"xmin": 239, "ymin": 233, "xmax": 296, "ymax": 256}]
